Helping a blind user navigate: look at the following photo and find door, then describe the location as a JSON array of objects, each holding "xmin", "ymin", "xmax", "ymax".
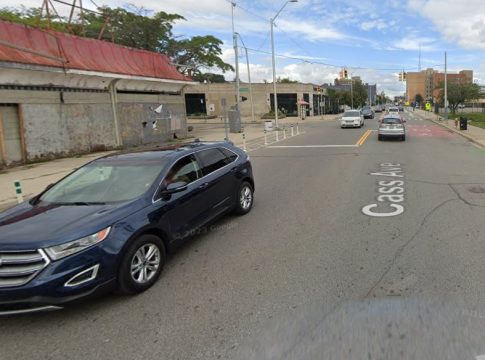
[
  {"xmin": 0, "ymin": 105, "xmax": 22, "ymax": 164},
  {"xmin": 155, "ymin": 154, "xmax": 206, "ymax": 242},
  {"xmin": 194, "ymin": 148, "xmax": 238, "ymax": 220}
]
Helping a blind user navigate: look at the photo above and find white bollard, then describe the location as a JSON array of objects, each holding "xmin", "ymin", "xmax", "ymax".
[
  {"xmin": 296, "ymin": 123, "xmax": 300, "ymax": 135},
  {"xmin": 291, "ymin": 124, "xmax": 294, "ymax": 136},
  {"xmin": 283, "ymin": 127, "xmax": 287, "ymax": 139},
  {"xmin": 14, "ymin": 180, "xmax": 23, "ymax": 203},
  {"xmin": 264, "ymin": 129, "xmax": 268, "ymax": 145},
  {"xmin": 242, "ymin": 133, "xmax": 247, "ymax": 151},
  {"xmin": 275, "ymin": 129, "xmax": 279, "ymax": 142}
]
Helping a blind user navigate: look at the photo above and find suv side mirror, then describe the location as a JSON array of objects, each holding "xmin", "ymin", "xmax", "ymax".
[{"xmin": 165, "ymin": 181, "xmax": 188, "ymax": 194}]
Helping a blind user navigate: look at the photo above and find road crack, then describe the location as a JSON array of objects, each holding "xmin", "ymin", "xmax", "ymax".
[{"xmin": 365, "ymin": 197, "xmax": 457, "ymax": 298}]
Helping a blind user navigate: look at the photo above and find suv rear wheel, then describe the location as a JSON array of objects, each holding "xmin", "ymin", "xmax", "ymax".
[{"xmin": 234, "ymin": 181, "xmax": 254, "ymax": 215}]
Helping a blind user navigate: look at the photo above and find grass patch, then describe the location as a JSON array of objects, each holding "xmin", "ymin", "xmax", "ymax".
[{"xmin": 456, "ymin": 113, "xmax": 485, "ymax": 129}]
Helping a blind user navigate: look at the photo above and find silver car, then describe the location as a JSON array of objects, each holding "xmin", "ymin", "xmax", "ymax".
[
  {"xmin": 378, "ymin": 114, "xmax": 406, "ymax": 141},
  {"xmin": 340, "ymin": 110, "xmax": 364, "ymax": 128}
]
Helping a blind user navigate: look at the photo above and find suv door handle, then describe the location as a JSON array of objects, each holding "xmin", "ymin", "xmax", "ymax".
[{"xmin": 199, "ymin": 182, "xmax": 209, "ymax": 189}]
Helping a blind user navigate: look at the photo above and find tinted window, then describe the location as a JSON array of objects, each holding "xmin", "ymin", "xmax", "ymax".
[
  {"xmin": 344, "ymin": 111, "xmax": 360, "ymax": 117},
  {"xmin": 220, "ymin": 147, "xmax": 238, "ymax": 163},
  {"xmin": 197, "ymin": 148, "xmax": 229, "ymax": 175},
  {"xmin": 164, "ymin": 155, "xmax": 201, "ymax": 185},
  {"xmin": 382, "ymin": 117, "xmax": 402, "ymax": 124}
]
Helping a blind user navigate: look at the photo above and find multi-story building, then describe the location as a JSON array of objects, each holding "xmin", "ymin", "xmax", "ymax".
[{"xmin": 406, "ymin": 68, "xmax": 473, "ymax": 104}]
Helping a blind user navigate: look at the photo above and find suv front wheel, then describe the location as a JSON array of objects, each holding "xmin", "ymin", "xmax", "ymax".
[
  {"xmin": 118, "ymin": 234, "xmax": 166, "ymax": 295},
  {"xmin": 234, "ymin": 181, "xmax": 254, "ymax": 215}
]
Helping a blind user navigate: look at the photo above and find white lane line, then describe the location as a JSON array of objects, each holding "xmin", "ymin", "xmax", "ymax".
[{"xmin": 268, "ymin": 145, "xmax": 359, "ymax": 148}]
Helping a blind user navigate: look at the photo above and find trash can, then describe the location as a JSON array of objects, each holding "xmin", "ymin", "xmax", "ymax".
[
  {"xmin": 460, "ymin": 116, "xmax": 467, "ymax": 130},
  {"xmin": 228, "ymin": 109, "xmax": 241, "ymax": 133},
  {"xmin": 264, "ymin": 120, "xmax": 274, "ymax": 131}
]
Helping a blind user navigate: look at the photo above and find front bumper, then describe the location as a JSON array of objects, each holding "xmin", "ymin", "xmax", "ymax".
[
  {"xmin": 0, "ymin": 243, "xmax": 119, "ymax": 315},
  {"xmin": 341, "ymin": 121, "xmax": 361, "ymax": 128}
]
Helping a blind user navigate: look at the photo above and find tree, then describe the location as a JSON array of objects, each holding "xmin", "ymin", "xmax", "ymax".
[
  {"xmin": 437, "ymin": 82, "xmax": 480, "ymax": 114},
  {"xmin": 277, "ymin": 77, "xmax": 298, "ymax": 83},
  {"xmin": 192, "ymin": 73, "xmax": 226, "ymax": 83},
  {"xmin": 167, "ymin": 35, "xmax": 233, "ymax": 77},
  {"xmin": 351, "ymin": 80, "xmax": 368, "ymax": 108},
  {"xmin": 415, "ymin": 93, "xmax": 423, "ymax": 104},
  {"xmin": 0, "ymin": 6, "xmax": 233, "ymax": 77}
]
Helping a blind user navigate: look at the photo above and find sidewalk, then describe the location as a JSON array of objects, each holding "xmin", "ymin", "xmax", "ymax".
[
  {"xmin": 0, "ymin": 115, "xmax": 335, "ymax": 211},
  {"xmin": 414, "ymin": 109, "xmax": 485, "ymax": 148}
]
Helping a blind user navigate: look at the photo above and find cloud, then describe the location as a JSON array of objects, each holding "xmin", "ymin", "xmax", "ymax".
[
  {"xmin": 408, "ymin": 0, "xmax": 485, "ymax": 50},
  {"xmin": 392, "ymin": 35, "xmax": 438, "ymax": 51},
  {"xmin": 361, "ymin": 20, "xmax": 387, "ymax": 31}
]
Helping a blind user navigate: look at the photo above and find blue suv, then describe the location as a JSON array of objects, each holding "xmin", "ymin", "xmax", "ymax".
[{"xmin": 0, "ymin": 141, "xmax": 254, "ymax": 315}]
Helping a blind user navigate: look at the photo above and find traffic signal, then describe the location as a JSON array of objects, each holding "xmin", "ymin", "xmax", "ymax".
[
  {"xmin": 241, "ymin": 96, "xmax": 248, "ymax": 102},
  {"xmin": 398, "ymin": 72, "xmax": 403, "ymax": 81},
  {"xmin": 403, "ymin": 72, "xmax": 407, "ymax": 81},
  {"xmin": 344, "ymin": 69, "xmax": 348, "ymax": 79}
]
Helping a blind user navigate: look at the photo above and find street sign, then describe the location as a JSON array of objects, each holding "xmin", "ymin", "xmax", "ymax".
[
  {"xmin": 239, "ymin": 87, "xmax": 249, "ymax": 93},
  {"xmin": 425, "ymin": 102, "xmax": 431, "ymax": 111}
]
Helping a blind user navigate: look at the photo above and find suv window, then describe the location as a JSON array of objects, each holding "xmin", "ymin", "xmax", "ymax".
[
  {"xmin": 220, "ymin": 147, "xmax": 238, "ymax": 163},
  {"xmin": 197, "ymin": 148, "xmax": 230, "ymax": 175},
  {"xmin": 164, "ymin": 155, "xmax": 201, "ymax": 185}
]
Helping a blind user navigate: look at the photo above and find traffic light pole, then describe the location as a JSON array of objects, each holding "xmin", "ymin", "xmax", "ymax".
[{"xmin": 444, "ymin": 51, "xmax": 448, "ymax": 121}]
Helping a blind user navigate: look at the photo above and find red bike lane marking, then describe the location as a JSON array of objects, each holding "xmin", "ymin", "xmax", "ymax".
[{"xmin": 406, "ymin": 124, "xmax": 454, "ymax": 138}]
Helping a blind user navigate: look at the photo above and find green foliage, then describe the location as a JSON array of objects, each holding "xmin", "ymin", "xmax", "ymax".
[
  {"xmin": 192, "ymin": 73, "xmax": 226, "ymax": 83},
  {"xmin": 437, "ymin": 82, "xmax": 480, "ymax": 114},
  {"xmin": 277, "ymin": 77, "xmax": 299, "ymax": 83},
  {"xmin": 167, "ymin": 35, "xmax": 233, "ymax": 76}
]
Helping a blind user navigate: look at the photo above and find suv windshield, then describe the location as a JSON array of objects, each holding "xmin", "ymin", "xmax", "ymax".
[
  {"xmin": 344, "ymin": 111, "xmax": 360, "ymax": 117},
  {"xmin": 40, "ymin": 159, "xmax": 168, "ymax": 204}
]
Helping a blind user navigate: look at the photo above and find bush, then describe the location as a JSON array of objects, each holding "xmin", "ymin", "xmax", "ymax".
[{"xmin": 261, "ymin": 110, "xmax": 286, "ymax": 119}]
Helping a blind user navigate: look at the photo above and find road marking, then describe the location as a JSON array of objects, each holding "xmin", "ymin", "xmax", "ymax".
[
  {"xmin": 356, "ymin": 129, "xmax": 372, "ymax": 146},
  {"xmin": 475, "ymin": 355, "xmax": 485, "ymax": 360},
  {"xmin": 362, "ymin": 163, "xmax": 406, "ymax": 217},
  {"xmin": 268, "ymin": 144, "xmax": 358, "ymax": 148}
]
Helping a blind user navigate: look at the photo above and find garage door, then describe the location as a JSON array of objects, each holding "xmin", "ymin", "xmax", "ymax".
[{"xmin": 0, "ymin": 105, "xmax": 22, "ymax": 164}]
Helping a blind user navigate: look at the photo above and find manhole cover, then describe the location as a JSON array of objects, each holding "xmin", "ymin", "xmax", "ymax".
[{"xmin": 468, "ymin": 185, "xmax": 485, "ymax": 194}]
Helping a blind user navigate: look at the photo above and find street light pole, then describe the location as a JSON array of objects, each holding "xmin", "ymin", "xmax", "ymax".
[
  {"xmin": 270, "ymin": 18, "xmax": 278, "ymax": 126},
  {"xmin": 270, "ymin": 0, "xmax": 298, "ymax": 128},
  {"xmin": 231, "ymin": 2, "xmax": 240, "ymax": 115},
  {"xmin": 350, "ymin": 75, "xmax": 354, "ymax": 109},
  {"xmin": 444, "ymin": 51, "xmax": 448, "ymax": 120}
]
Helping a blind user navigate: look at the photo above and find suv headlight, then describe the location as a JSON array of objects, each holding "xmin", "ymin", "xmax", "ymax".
[{"xmin": 45, "ymin": 227, "xmax": 111, "ymax": 260}]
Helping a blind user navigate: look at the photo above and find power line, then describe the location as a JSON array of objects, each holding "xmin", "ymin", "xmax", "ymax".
[
  {"xmin": 244, "ymin": 46, "xmax": 422, "ymax": 72},
  {"xmin": 223, "ymin": 0, "xmax": 267, "ymax": 21}
]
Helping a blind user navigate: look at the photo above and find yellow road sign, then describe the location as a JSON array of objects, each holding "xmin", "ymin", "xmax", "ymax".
[{"xmin": 425, "ymin": 102, "xmax": 431, "ymax": 111}]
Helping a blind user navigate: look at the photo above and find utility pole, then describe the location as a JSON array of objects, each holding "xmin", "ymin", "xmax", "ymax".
[
  {"xmin": 231, "ymin": 2, "xmax": 240, "ymax": 116},
  {"xmin": 270, "ymin": 18, "xmax": 278, "ymax": 127},
  {"xmin": 350, "ymin": 74, "xmax": 354, "ymax": 109},
  {"xmin": 239, "ymin": 36, "xmax": 255, "ymax": 123},
  {"xmin": 444, "ymin": 51, "xmax": 448, "ymax": 120},
  {"xmin": 270, "ymin": 0, "xmax": 298, "ymax": 128}
]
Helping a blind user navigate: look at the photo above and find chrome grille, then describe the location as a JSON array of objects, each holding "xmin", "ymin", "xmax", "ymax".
[{"xmin": 0, "ymin": 250, "xmax": 49, "ymax": 287}]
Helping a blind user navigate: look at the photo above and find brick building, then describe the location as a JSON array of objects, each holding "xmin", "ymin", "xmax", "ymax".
[{"xmin": 406, "ymin": 68, "xmax": 473, "ymax": 104}]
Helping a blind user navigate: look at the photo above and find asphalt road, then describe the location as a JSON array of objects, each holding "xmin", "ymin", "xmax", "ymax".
[{"xmin": 3, "ymin": 111, "xmax": 485, "ymax": 359}]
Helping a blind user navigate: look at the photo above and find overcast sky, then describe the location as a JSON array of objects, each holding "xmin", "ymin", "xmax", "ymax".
[{"xmin": 2, "ymin": 0, "xmax": 485, "ymax": 97}]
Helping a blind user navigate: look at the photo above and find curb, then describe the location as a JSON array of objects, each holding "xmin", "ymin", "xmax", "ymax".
[{"xmin": 415, "ymin": 112, "xmax": 485, "ymax": 148}]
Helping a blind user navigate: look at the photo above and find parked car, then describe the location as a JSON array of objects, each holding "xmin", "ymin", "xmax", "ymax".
[
  {"xmin": 340, "ymin": 110, "xmax": 364, "ymax": 128},
  {"xmin": 361, "ymin": 106, "xmax": 374, "ymax": 119},
  {"xmin": 378, "ymin": 114, "xmax": 406, "ymax": 141},
  {"xmin": 374, "ymin": 105, "xmax": 383, "ymax": 113},
  {"xmin": 0, "ymin": 141, "xmax": 254, "ymax": 315}
]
